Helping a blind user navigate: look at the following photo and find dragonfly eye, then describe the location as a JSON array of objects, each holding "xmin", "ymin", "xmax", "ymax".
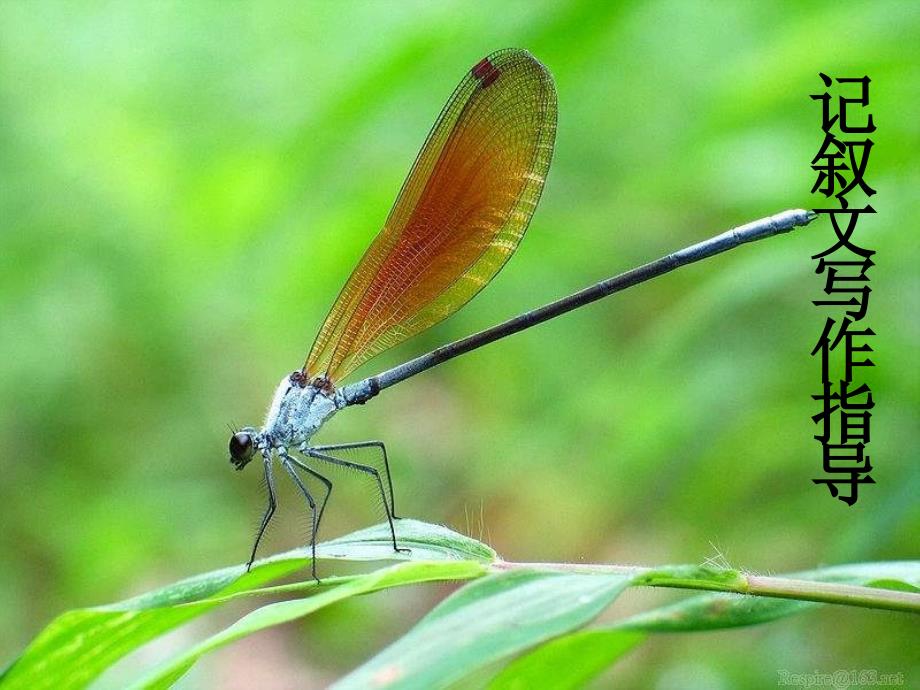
[{"xmin": 229, "ymin": 432, "xmax": 255, "ymax": 469}]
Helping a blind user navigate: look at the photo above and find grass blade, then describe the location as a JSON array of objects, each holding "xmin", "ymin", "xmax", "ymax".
[
  {"xmin": 1, "ymin": 520, "xmax": 492, "ymax": 690},
  {"xmin": 133, "ymin": 560, "xmax": 487, "ymax": 690},
  {"xmin": 333, "ymin": 570, "xmax": 633, "ymax": 690}
]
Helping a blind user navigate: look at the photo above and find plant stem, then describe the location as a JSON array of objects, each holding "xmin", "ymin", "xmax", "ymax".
[
  {"xmin": 741, "ymin": 575, "xmax": 919, "ymax": 613},
  {"xmin": 491, "ymin": 561, "xmax": 920, "ymax": 614}
]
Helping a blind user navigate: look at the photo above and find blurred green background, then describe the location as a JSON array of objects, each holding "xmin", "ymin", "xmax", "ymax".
[{"xmin": 1, "ymin": 1, "xmax": 917, "ymax": 688}]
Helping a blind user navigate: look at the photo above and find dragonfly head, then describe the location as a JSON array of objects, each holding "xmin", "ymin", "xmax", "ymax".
[{"xmin": 229, "ymin": 429, "xmax": 257, "ymax": 470}]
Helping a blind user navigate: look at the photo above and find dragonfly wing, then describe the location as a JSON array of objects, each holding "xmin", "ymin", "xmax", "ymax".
[{"xmin": 305, "ymin": 48, "xmax": 557, "ymax": 383}]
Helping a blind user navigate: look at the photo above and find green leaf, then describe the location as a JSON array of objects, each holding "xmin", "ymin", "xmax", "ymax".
[
  {"xmin": 485, "ymin": 561, "xmax": 920, "ymax": 688},
  {"xmin": 319, "ymin": 519, "xmax": 497, "ymax": 563},
  {"xmin": 0, "ymin": 559, "xmax": 302, "ymax": 690},
  {"xmin": 487, "ymin": 629, "xmax": 644, "ymax": 690},
  {"xmin": 4, "ymin": 516, "xmax": 915, "ymax": 690},
  {"xmin": 795, "ymin": 561, "xmax": 920, "ymax": 589},
  {"xmin": 133, "ymin": 560, "xmax": 487, "ymax": 690},
  {"xmin": 1, "ymin": 520, "xmax": 492, "ymax": 690},
  {"xmin": 621, "ymin": 592, "xmax": 812, "ymax": 632},
  {"xmin": 332, "ymin": 570, "xmax": 633, "ymax": 690}
]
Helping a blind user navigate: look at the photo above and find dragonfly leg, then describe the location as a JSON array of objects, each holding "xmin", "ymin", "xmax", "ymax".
[
  {"xmin": 308, "ymin": 440, "xmax": 401, "ymax": 519},
  {"xmin": 285, "ymin": 454, "xmax": 333, "ymax": 533},
  {"xmin": 306, "ymin": 448, "xmax": 410, "ymax": 555},
  {"xmin": 247, "ymin": 451, "xmax": 277, "ymax": 572},
  {"xmin": 279, "ymin": 451, "xmax": 322, "ymax": 582}
]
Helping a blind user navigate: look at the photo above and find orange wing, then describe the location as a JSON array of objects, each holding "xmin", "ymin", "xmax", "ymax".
[{"xmin": 305, "ymin": 49, "xmax": 557, "ymax": 383}]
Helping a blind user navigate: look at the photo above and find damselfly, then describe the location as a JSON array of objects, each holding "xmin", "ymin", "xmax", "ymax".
[{"xmin": 227, "ymin": 49, "xmax": 814, "ymax": 576}]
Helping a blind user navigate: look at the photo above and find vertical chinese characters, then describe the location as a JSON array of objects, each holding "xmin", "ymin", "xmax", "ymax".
[{"xmin": 810, "ymin": 75, "xmax": 876, "ymax": 505}]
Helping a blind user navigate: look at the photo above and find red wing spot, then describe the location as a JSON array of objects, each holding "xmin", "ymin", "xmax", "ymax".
[
  {"xmin": 472, "ymin": 57, "xmax": 493, "ymax": 79},
  {"xmin": 471, "ymin": 56, "xmax": 501, "ymax": 88},
  {"xmin": 481, "ymin": 67, "xmax": 500, "ymax": 88}
]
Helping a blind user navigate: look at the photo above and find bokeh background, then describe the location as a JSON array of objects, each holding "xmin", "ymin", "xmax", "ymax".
[{"xmin": 1, "ymin": 1, "xmax": 917, "ymax": 688}]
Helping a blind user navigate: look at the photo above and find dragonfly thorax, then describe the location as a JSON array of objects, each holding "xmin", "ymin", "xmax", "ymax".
[{"xmin": 261, "ymin": 372, "xmax": 341, "ymax": 447}]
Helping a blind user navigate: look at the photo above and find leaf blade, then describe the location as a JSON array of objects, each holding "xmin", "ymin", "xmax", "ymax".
[
  {"xmin": 1, "ymin": 520, "xmax": 493, "ymax": 690},
  {"xmin": 332, "ymin": 570, "xmax": 633, "ymax": 690},
  {"xmin": 487, "ymin": 629, "xmax": 644, "ymax": 690},
  {"xmin": 132, "ymin": 560, "xmax": 488, "ymax": 690}
]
